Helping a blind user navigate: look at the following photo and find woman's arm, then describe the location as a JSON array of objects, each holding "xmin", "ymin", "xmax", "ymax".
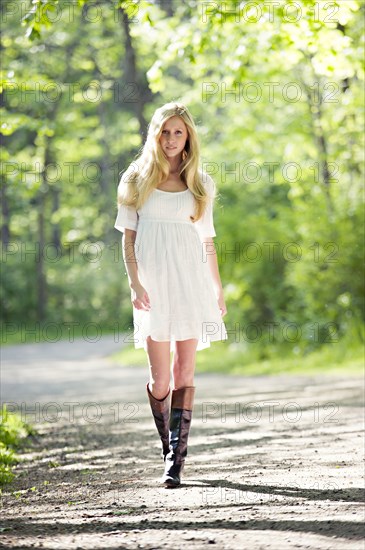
[
  {"xmin": 202, "ymin": 237, "xmax": 227, "ymax": 316},
  {"xmin": 202, "ymin": 237, "xmax": 222, "ymax": 293},
  {"xmin": 122, "ymin": 229, "xmax": 151, "ymax": 311},
  {"xmin": 202, "ymin": 237, "xmax": 227, "ymax": 317},
  {"xmin": 122, "ymin": 229, "xmax": 140, "ymax": 289}
]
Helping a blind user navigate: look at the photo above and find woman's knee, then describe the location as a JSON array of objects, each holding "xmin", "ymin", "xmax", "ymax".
[
  {"xmin": 148, "ymin": 366, "xmax": 170, "ymax": 397},
  {"xmin": 148, "ymin": 379, "xmax": 170, "ymax": 399},
  {"xmin": 172, "ymin": 363, "xmax": 195, "ymax": 388}
]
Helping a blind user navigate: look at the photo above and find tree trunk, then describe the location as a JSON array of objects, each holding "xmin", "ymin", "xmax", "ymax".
[
  {"xmin": 1, "ymin": 179, "xmax": 10, "ymax": 249},
  {"xmin": 299, "ymin": 66, "xmax": 334, "ymax": 219},
  {"xmin": 0, "ymin": 41, "xmax": 10, "ymax": 248},
  {"xmin": 51, "ymin": 186, "xmax": 61, "ymax": 248},
  {"xmin": 120, "ymin": 7, "xmax": 153, "ymax": 141},
  {"xmin": 36, "ymin": 183, "xmax": 47, "ymax": 322}
]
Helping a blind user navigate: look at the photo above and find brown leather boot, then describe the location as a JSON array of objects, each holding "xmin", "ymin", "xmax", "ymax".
[
  {"xmin": 146, "ymin": 383, "xmax": 171, "ymax": 461},
  {"xmin": 161, "ymin": 386, "xmax": 195, "ymax": 488}
]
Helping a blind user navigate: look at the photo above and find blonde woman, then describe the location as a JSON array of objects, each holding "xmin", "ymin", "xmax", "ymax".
[{"xmin": 114, "ymin": 102, "xmax": 228, "ymax": 488}]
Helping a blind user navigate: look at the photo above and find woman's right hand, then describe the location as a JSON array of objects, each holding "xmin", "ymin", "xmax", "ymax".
[{"xmin": 131, "ymin": 283, "xmax": 151, "ymax": 311}]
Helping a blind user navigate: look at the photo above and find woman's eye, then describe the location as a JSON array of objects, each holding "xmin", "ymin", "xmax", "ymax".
[{"xmin": 162, "ymin": 130, "xmax": 182, "ymax": 135}]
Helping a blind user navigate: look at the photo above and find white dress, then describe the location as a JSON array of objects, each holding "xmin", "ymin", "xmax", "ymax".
[{"xmin": 114, "ymin": 171, "xmax": 228, "ymax": 352}]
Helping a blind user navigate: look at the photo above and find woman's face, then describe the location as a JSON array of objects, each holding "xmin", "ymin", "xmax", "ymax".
[{"xmin": 159, "ymin": 116, "xmax": 188, "ymax": 159}]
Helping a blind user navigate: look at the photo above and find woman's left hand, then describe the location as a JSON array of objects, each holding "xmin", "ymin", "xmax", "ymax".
[{"xmin": 216, "ymin": 288, "xmax": 227, "ymax": 317}]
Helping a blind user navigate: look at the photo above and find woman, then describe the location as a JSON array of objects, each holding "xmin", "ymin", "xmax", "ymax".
[{"xmin": 114, "ymin": 101, "xmax": 228, "ymax": 488}]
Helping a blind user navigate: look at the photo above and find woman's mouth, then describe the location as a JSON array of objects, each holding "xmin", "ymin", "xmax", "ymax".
[{"xmin": 166, "ymin": 146, "xmax": 177, "ymax": 150}]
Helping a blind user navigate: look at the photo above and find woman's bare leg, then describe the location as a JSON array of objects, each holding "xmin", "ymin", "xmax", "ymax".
[
  {"xmin": 161, "ymin": 338, "xmax": 198, "ymax": 487},
  {"xmin": 172, "ymin": 338, "xmax": 199, "ymax": 389},
  {"xmin": 146, "ymin": 336, "xmax": 171, "ymax": 399}
]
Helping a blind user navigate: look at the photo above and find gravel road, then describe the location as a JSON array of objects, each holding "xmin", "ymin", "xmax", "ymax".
[{"xmin": 0, "ymin": 336, "xmax": 364, "ymax": 550}]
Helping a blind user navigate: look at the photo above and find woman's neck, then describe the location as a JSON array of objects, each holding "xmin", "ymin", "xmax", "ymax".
[{"xmin": 167, "ymin": 157, "xmax": 182, "ymax": 174}]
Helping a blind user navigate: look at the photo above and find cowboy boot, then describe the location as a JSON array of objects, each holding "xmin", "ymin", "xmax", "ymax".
[
  {"xmin": 161, "ymin": 385, "xmax": 195, "ymax": 488},
  {"xmin": 146, "ymin": 383, "xmax": 171, "ymax": 461}
]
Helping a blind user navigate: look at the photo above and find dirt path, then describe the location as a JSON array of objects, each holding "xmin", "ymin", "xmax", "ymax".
[{"xmin": 1, "ymin": 337, "xmax": 364, "ymax": 549}]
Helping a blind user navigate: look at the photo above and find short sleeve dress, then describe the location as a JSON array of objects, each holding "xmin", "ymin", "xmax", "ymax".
[{"xmin": 114, "ymin": 170, "xmax": 228, "ymax": 352}]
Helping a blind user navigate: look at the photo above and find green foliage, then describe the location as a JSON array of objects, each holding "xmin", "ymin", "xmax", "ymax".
[
  {"xmin": 1, "ymin": 1, "xmax": 364, "ymax": 364},
  {"xmin": 112, "ymin": 337, "xmax": 364, "ymax": 376},
  {"xmin": 0, "ymin": 405, "xmax": 34, "ymax": 486},
  {"xmin": 1, "ymin": 239, "xmax": 133, "ymax": 341}
]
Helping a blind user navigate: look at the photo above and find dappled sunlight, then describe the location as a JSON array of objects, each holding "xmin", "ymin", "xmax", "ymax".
[{"xmin": 2, "ymin": 0, "xmax": 364, "ymax": 547}]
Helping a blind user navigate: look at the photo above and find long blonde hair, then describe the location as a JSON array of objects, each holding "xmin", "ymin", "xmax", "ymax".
[{"xmin": 116, "ymin": 101, "xmax": 215, "ymax": 223}]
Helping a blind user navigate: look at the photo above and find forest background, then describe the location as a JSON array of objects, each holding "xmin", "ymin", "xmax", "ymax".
[{"xmin": 1, "ymin": 0, "xmax": 364, "ymax": 374}]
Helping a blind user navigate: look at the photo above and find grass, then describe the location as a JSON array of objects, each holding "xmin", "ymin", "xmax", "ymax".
[
  {"xmin": 109, "ymin": 339, "xmax": 364, "ymax": 377},
  {"xmin": 0, "ymin": 405, "xmax": 35, "ymax": 486},
  {"xmin": 2, "ymin": 321, "xmax": 363, "ymax": 377}
]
